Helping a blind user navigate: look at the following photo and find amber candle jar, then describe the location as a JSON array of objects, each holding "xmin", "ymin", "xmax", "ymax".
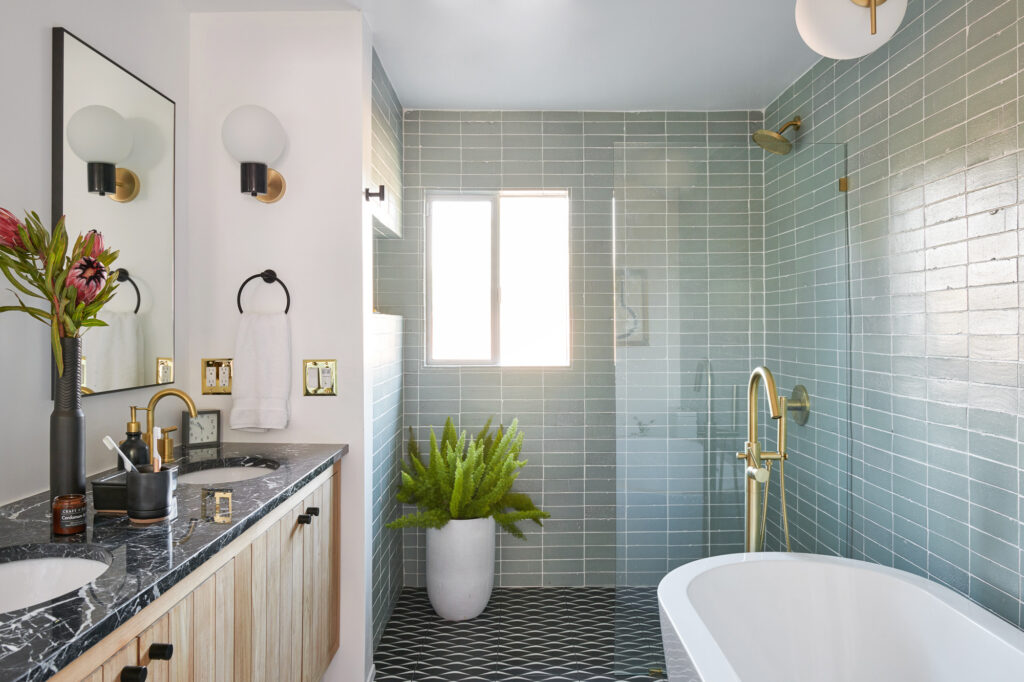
[{"xmin": 53, "ymin": 494, "xmax": 87, "ymax": 535}]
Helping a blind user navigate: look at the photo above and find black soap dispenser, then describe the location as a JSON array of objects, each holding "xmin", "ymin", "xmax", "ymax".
[{"xmin": 119, "ymin": 407, "xmax": 150, "ymax": 470}]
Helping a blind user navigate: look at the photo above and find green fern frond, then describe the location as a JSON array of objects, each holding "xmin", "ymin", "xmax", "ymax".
[{"xmin": 386, "ymin": 416, "xmax": 547, "ymax": 540}]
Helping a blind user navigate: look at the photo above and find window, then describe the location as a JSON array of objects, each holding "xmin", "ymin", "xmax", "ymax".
[{"xmin": 427, "ymin": 191, "xmax": 570, "ymax": 366}]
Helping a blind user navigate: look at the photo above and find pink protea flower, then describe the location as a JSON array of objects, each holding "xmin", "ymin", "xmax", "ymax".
[
  {"xmin": 84, "ymin": 230, "xmax": 105, "ymax": 258},
  {"xmin": 66, "ymin": 257, "xmax": 107, "ymax": 304},
  {"xmin": 0, "ymin": 207, "xmax": 23, "ymax": 249}
]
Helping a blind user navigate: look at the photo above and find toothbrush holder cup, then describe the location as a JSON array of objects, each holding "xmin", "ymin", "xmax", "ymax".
[{"xmin": 126, "ymin": 466, "xmax": 177, "ymax": 522}]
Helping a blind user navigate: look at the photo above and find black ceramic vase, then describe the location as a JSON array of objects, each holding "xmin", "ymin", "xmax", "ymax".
[{"xmin": 50, "ymin": 337, "xmax": 85, "ymax": 499}]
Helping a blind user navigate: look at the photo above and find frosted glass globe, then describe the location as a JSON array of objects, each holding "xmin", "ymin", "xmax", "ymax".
[
  {"xmin": 796, "ymin": 0, "xmax": 908, "ymax": 60},
  {"xmin": 221, "ymin": 105, "xmax": 286, "ymax": 164},
  {"xmin": 66, "ymin": 105, "xmax": 132, "ymax": 163}
]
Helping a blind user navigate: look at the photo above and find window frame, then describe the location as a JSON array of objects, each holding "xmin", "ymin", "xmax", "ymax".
[{"xmin": 424, "ymin": 189, "xmax": 570, "ymax": 367}]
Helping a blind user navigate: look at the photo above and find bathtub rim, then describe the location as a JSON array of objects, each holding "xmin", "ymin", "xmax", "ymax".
[{"xmin": 657, "ymin": 551, "xmax": 1024, "ymax": 682}]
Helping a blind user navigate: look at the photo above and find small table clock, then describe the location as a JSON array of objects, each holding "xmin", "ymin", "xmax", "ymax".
[{"xmin": 182, "ymin": 409, "xmax": 221, "ymax": 449}]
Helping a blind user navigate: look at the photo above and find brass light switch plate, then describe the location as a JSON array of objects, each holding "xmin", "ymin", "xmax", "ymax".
[
  {"xmin": 201, "ymin": 358, "xmax": 233, "ymax": 395},
  {"xmin": 303, "ymin": 359, "xmax": 337, "ymax": 396}
]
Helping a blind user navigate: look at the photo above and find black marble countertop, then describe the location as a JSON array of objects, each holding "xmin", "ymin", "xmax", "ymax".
[{"xmin": 0, "ymin": 442, "xmax": 346, "ymax": 681}]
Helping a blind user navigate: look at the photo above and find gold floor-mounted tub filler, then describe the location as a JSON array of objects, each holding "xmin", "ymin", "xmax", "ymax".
[{"xmin": 737, "ymin": 366, "xmax": 810, "ymax": 552}]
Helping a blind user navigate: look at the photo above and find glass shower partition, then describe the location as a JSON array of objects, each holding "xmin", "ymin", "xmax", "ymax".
[
  {"xmin": 611, "ymin": 138, "xmax": 851, "ymax": 678},
  {"xmin": 761, "ymin": 142, "xmax": 853, "ymax": 557}
]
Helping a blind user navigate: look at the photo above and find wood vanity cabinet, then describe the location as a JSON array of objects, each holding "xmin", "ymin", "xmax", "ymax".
[{"xmin": 57, "ymin": 463, "xmax": 339, "ymax": 682}]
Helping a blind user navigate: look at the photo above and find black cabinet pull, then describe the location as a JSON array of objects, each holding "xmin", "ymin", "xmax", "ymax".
[
  {"xmin": 305, "ymin": 506, "xmax": 320, "ymax": 516},
  {"xmin": 121, "ymin": 666, "xmax": 148, "ymax": 682},
  {"xmin": 297, "ymin": 514, "xmax": 312, "ymax": 525},
  {"xmin": 148, "ymin": 642, "xmax": 174, "ymax": 660}
]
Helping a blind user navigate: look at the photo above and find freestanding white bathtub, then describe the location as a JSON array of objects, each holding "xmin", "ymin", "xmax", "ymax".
[{"xmin": 658, "ymin": 552, "xmax": 1024, "ymax": 682}]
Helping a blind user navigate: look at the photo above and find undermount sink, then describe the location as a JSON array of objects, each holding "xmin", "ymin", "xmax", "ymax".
[
  {"xmin": 175, "ymin": 456, "xmax": 280, "ymax": 485},
  {"xmin": 0, "ymin": 545, "xmax": 111, "ymax": 614}
]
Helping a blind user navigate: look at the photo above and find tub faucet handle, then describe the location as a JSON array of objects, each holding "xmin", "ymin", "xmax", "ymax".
[
  {"xmin": 747, "ymin": 466, "xmax": 769, "ymax": 484},
  {"xmin": 745, "ymin": 440, "xmax": 763, "ymax": 468}
]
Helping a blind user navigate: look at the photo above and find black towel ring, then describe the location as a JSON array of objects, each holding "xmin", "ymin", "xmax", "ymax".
[
  {"xmin": 115, "ymin": 269, "xmax": 141, "ymax": 314},
  {"xmin": 236, "ymin": 269, "xmax": 291, "ymax": 314}
]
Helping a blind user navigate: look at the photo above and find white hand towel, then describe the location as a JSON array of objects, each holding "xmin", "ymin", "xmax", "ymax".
[
  {"xmin": 230, "ymin": 312, "xmax": 291, "ymax": 432},
  {"xmin": 82, "ymin": 311, "xmax": 144, "ymax": 392}
]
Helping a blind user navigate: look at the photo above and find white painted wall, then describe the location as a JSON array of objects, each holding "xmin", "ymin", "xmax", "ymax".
[
  {"xmin": 188, "ymin": 12, "xmax": 373, "ymax": 680},
  {"xmin": 0, "ymin": 0, "xmax": 190, "ymax": 504}
]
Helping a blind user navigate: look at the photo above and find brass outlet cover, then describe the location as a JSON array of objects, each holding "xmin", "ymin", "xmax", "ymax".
[
  {"xmin": 303, "ymin": 359, "xmax": 337, "ymax": 396},
  {"xmin": 201, "ymin": 488, "xmax": 233, "ymax": 524},
  {"xmin": 157, "ymin": 357, "xmax": 174, "ymax": 384},
  {"xmin": 256, "ymin": 168, "xmax": 287, "ymax": 204},
  {"xmin": 201, "ymin": 358, "xmax": 233, "ymax": 395}
]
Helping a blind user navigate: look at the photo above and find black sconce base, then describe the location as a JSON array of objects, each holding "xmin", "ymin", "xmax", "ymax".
[
  {"xmin": 87, "ymin": 162, "xmax": 116, "ymax": 196},
  {"xmin": 240, "ymin": 162, "xmax": 268, "ymax": 196}
]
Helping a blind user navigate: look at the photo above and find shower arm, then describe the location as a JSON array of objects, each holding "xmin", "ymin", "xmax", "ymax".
[{"xmin": 777, "ymin": 117, "xmax": 802, "ymax": 136}]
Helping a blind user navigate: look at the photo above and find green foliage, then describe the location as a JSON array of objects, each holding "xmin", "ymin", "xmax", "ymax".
[
  {"xmin": 0, "ymin": 211, "xmax": 119, "ymax": 375},
  {"xmin": 387, "ymin": 418, "xmax": 550, "ymax": 540}
]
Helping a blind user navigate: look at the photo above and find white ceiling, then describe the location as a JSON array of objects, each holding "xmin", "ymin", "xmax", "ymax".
[
  {"xmin": 361, "ymin": 0, "xmax": 821, "ymax": 111},
  {"xmin": 184, "ymin": 0, "xmax": 821, "ymax": 112}
]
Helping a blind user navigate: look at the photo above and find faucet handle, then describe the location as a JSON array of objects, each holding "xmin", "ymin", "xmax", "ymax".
[
  {"xmin": 158, "ymin": 426, "xmax": 178, "ymax": 462},
  {"xmin": 745, "ymin": 440, "xmax": 763, "ymax": 468},
  {"xmin": 747, "ymin": 466, "xmax": 769, "ymax": 484}
]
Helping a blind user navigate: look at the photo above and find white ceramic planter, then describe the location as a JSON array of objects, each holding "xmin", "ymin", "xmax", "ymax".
[{"xmin": 426, "ymin": 517, "xmax": 495, "ymax": 621}]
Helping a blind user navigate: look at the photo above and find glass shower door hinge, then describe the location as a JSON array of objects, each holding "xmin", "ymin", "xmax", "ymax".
[
  {"xmin": 648, "ymin": 667, "xmax": 667, "ymax": 678},
  {"xmin": 838, "ymin": 177, "xmax": 849, "ymax": 192}
]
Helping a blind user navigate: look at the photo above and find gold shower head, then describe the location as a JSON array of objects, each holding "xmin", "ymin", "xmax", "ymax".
[{"xmin": 752, "ymin": 116, "xmax": 802, "ymax": 155}]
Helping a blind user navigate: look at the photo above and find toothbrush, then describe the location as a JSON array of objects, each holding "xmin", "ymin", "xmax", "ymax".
[{"xmin": 103, "ymin": 436, "xmax": 137, "ymax": 472}]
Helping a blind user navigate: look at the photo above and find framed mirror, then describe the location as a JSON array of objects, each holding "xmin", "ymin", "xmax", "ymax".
[{"xmin": 52, "ymin": 28, "xmax": 175, "ymax": 396}]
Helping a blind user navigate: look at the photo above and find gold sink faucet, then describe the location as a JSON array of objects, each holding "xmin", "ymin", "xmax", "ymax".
[{"xmin": 138, "ymin": 388, "xmax": 197, "ymax": 465}]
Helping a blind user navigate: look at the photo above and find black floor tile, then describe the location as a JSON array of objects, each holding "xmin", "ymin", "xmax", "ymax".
[{"xmin": 374, "ymin": 587, "xmax": 664, "ymax": 681}]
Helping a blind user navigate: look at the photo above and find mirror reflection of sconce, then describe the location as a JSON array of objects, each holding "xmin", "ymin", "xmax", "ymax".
[
  {"xmin": 221, "ymin": 105, "xmax": 287, "ymax": 204},
  {"xmin": 66, "ymin": 104, "xmax": 140, "ymax": 202}
]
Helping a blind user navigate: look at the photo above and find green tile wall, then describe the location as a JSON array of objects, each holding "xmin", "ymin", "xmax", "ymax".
[
  {"xmin": 764, "ymin": 0, "xmax": 1024, "ymax": 626},
  {"xmin": 369, "ymin": 50, "xmax": 404, "ymax": 649},
  {"xmin": 378, "ymin": 111, "xmax": 763, "ymax": 587}
]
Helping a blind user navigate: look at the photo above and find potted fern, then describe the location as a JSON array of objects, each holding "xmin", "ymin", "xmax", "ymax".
[{"xmin": 388, "ymin": 418, "xmax": 549, "ymax": 620}]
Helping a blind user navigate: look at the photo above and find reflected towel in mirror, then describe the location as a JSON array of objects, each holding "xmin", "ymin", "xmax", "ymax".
[{"xmin": 82, "ymin": 311, "xmax": 144, "ymax": 392}]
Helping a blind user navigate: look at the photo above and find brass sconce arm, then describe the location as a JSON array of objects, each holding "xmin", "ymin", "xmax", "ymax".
[{"xmin": 850, "ymin": 0, "xmax": 888, "ymax": 35}]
